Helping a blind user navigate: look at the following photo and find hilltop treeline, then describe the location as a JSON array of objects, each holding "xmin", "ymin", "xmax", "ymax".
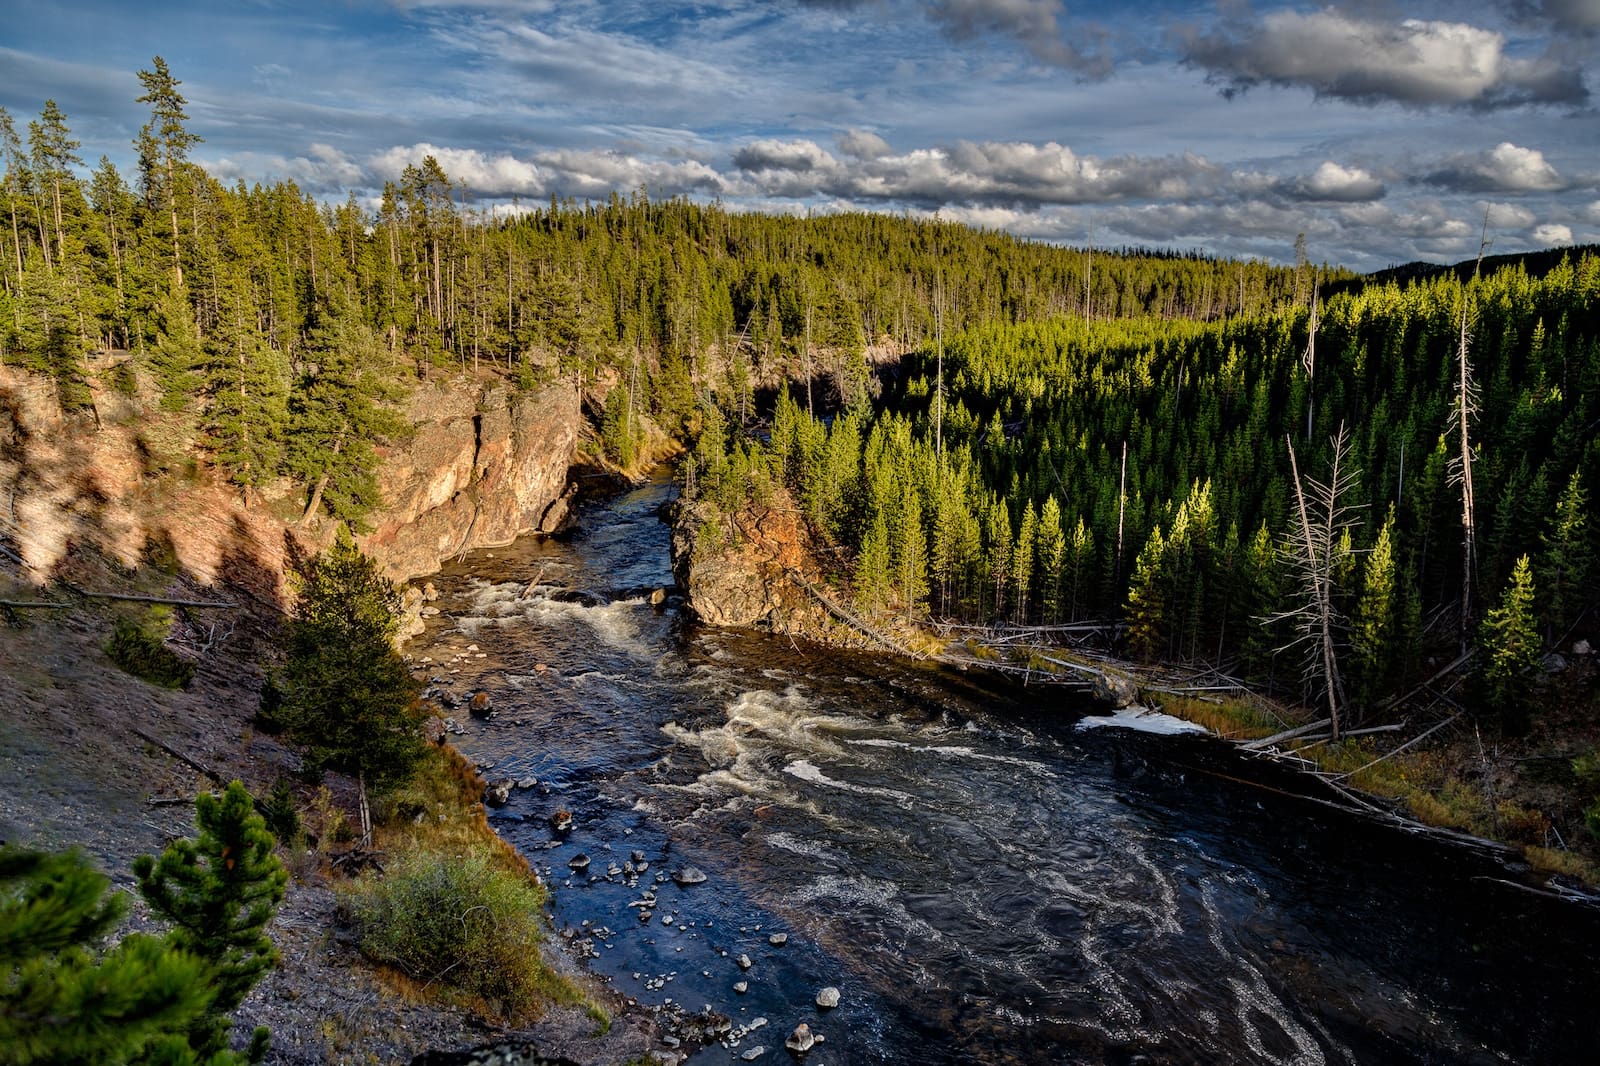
[
  {"xmin": 692, "ymin": 256, "xmax": 1600, "ymax": 718},
  {"xmin": 1, "ymin": 63, "xmax": 1314, "ymax": 522}
]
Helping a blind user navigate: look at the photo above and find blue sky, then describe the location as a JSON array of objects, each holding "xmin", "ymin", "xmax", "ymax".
[{"xmin": 3, "ymin": 0, "xmax": 1598, "ymax": 270}]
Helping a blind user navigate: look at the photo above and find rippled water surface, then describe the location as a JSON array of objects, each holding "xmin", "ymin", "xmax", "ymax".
[{"xmin": 412, "ymin": 471, "xmax": 1600, "ymax": 1065}]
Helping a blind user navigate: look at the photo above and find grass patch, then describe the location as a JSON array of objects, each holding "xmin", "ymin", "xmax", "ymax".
[
  {"xmin": 105, "ymin": 608, "xmax": 194, "ymax": 689},
  {"xmin": 1524, "ymin": 845, "xmax": 1600, "ymax": 884},
  {"xmin": 1154, "ymin": 694, "xmax": 1281, "ymax": 740},
  {"xmin": 343, "ymin": 845, "xmax": 565, "ymax": 1020},
  {"xmin": 339, "ymin": 744, "xmax": 609, "ymax": 1028}
]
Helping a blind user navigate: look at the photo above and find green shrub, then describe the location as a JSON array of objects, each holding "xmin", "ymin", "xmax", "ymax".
[
  {"xmin": 105, "ymin": 612, "xmax": 194, "ymax": 689},
  {"xmin": 344, "ymin": 846, "xmax": 560, "ymax": 1019}
]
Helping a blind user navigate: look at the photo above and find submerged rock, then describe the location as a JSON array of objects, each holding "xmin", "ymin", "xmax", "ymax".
[
  {"xmin": 672, "ymin": 866, "xmax": 707, "ymax": 886},
  {"xmin": 468, "ymin": 690, "xmax": 493, "ymax": 717},
  {"xmin": 550, "ymin": 809, "xmax": 573, "ymax": 831},
  {"xmin": 736, "ymin": 953, "xmax": 753, "ymax": 970},
  {"xmin": 815, "ymin": 986, "xmax": 840, "ymax": 1009},
  {"xmin": 767, "ymin": 932, "xmax": 787, "ymax": 947}
]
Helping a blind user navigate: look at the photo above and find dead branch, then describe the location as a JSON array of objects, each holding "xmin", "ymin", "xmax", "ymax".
[{"xmin": 131, "ymin": 727, "xmax": 223, "ymax": 786}]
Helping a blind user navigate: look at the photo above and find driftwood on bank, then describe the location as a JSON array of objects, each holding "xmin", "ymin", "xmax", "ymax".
[
  {"xmin": 784, "ymin": 568, "xmax": 926, "ymax": 660},
  {"xmin": 72, "ymin": 589, "xmax": 239, "ymax": 609},
  {"xmin": 131, "ymin": 727, "xmax": 223, "ymax": 786}
]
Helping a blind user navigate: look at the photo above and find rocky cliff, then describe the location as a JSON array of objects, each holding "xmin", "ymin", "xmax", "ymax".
[
  {"xmin": 0, "ymin": 364, "xmax": 582, "ymax": 598},
  {"xmin": 359, "ymin": 378, "xmax": 581, "ymax": 580},
  {"xmin": 670, "ymin": 493, "xmax": 905, "ymax": 652}
]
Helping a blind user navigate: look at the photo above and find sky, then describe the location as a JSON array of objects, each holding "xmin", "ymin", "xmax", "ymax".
[{"xmin": 3, "ymin": 0, "xmax": 1599, "ymax": 271}]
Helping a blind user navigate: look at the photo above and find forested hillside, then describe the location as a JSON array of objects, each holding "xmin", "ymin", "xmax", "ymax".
[
  {"xmin": 691, "ymin": 255, "xmax": 1600, "ymax": 729},
  {"xmin": 1, "ymin": 61, "xmax": 1312, "ymax": 527}
]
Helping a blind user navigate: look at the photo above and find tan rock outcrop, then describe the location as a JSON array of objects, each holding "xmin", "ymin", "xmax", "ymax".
[{"xmin": 0, "ymin": 365, "xmax": 581, "ymax": 598}]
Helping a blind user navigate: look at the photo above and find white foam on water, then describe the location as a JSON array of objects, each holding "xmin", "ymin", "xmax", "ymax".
[
  {"xmin": 845, "ymin": 737, "xmax": 1051, "ymax": 772},
  {"xmin": 783, "ymin": 759, "xmax": 914, "ymax": 803},
  {"xmin": 763, "ymin": 831, "xmax": 841, "ymax": 862},
  {"xmin": 1227, "ymin": 958, "xmax": 1327, "ymax": 1066},
  {"xmin": 1074, "ymin": 708, "xmax": 1208, "ymax": 736},
  {"xmin": 789, "ymin": 873, "xmax": 948, "ymax": 948},
  {"xmin": 455, "ymin": 580, "xmax": 654, "ymax": 656}
]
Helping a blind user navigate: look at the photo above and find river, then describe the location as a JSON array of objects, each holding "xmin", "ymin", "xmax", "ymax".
[{"xmin": 411, "ymin": 469, "xmax": 1600, "ymax": 1065}]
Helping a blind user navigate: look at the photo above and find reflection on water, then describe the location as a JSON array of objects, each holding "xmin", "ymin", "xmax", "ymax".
[{"xmin": 412, "ymin": 471, "xmax": 1600, "ymax": 1065}]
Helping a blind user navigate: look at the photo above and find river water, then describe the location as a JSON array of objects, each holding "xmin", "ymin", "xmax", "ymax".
[{"xmin": 412, "ymin": 470, "xmax": 1600, "ymax": 1065}]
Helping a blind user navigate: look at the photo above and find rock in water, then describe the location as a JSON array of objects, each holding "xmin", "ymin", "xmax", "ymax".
[
  {"xmin": 785, "ymin": 1024, "xmax": 816, "ymax": 1054},
  {"xmin": 741, "ymin": 1047, "xmax": 766, "ymax": 1061},
  {"xmin": 550, "ymin": 809, "xmax": 573, "ymax": 831},
  {"xmin": 1091, "ymin": 669, "xmax": 1139, "ymax": 709},
  {"xmin": 484, "ymin": 779, "xmax": 512, "ymax": 807},
  {"xmin": 768, "ymin": 932, "xmax": 787, "ymax": 946},
  {"xmin": 672, "ymin": 866, "xmax": 707, "ymax": 886},
  {"xmin": 734, "ymin": 981, "xmax": 748, "ymax": 994},
  {"xmin": 468, "ymin": 690, "xmax": 493, "ymax": 717},
  {"xmin": 736, "ymin": 953, "xmax": 753, "ymax": 970},
  {"xmin": 568, "ymin": 854, "xmax": 590, "ymax": 871},
  {"xmin": 815, "ymin": 986, "xmax": 840, "ymax": 1009}
]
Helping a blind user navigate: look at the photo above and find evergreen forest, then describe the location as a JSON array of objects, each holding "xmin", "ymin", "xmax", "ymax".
[{"xmin": 2, "ymin": 61, "xmax": 1596, "ymax": 733}]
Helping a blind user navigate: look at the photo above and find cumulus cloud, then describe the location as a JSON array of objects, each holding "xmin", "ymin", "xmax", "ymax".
[
  {"xmin": 1423, "ymin": 142, "xmax": 1566, "ymax": 192},
  {"xmin": 1179, "ymin": 9, "xmax": 1588, "ymax": 108},
  {"xmin": 1290, "ymin": 161, "xmax": 1386, "ymax": 202},
  {"xmin": 1582, "ymin": 200, "xmax": 1600, "ymax": 223},
  {"xmin": 1479, "ymin": 201, "xmax": 1538, "ymax": 228},
  {"xmin": 731, "ymin": 136, "xmax": 1223, "ymax": 207},
  {"xmin": 370, "ymin": 143, "xmax": 543, "ymax": 196},
  {"xmin": 838, "ymin": 129, "xmax": 892, "ymax": 161},
  {"xmin": 1533, "ymin": 221, "xmax": 1574, "ymax": 243},
  {"xmin": 365, "ymin": 142, "xmax": 726, "ymax": 200}
]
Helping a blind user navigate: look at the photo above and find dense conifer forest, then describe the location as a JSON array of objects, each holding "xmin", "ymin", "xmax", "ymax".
[
  {"xmin": 3, "ymin": 61, "xmax": 1596, "ymax": 738},
  {"xmin": 690, "ymin": 254, "xmax": 1600, "ymax": 734}
]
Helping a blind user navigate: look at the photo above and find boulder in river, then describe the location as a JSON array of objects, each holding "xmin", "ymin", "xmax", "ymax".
[
  {"xmin": 468, "ymin": 690, "xmax": 493, "ymax": 717},
  {"xmin": 568, "ymin": 853, "xmax": 590, "ymax": 871},
  {"xmin": 815, "ymin": 986, "xmax": 840, "ymax": 1009},
  {"xmin": 768, "ymin": 932, "xmax": 788, "ymax": 946},
  {"xmin": 1091, "ymin": 669, "xmax": 1139, "ymax": 709},
  {"xmin": 672, "ymin": 866, "xmax": 708, "ymax": 886},
  {"xmin": 734, "ymin": 980, "xmax": 748, "ymax": 994},
  {"xmin": 785, "ymin": 1023, "xmax": 816, "ymax": 1054},
  {"xmin": 736, "ymin": 953, "xmax": 753, "ymax": 970},
  {"xmin": 484, "ymin": 779, "xmax": 512, "ymax": 807},
  {"xmin": 550, "ymin": 809, "xmax": 573, "ymax": 831}
]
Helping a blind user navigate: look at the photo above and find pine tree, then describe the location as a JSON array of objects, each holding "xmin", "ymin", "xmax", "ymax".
[
  {"xmin": 1125, "ymin": 526, "xmax": 1168, "ymax": 661},
  {"xmin": 1539, "ymin": 470, "xmax": 1593, "ymax": 642},
  {"xmin": 278, "ymin": 534, "xmax": 427, "ymax": 843},
  {"xmin": 0, "ymin": 848, "xmax": 214, "ymax": 1065},
  {"xmin": 1351, "ymin": 507, "xmax": 1397, "ymax": 713},
  {"xmin": 135, "ymin": 57, "xmax": 201, "ymax": 287},
  {"xmin": 1479, "ymin": 554, "xmax": 1541, "ymax": 732},
  {"xmin": 133, "ymin": 781, "xmax": 287, "ymax": 1063}
]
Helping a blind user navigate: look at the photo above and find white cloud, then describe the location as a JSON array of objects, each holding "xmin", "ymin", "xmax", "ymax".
[
  {"xmin": 1533, "ymin": 222, "xmax": 1574, "ymax": 243},
  {"xmin": 1180, "ymin": 10, "xmax": 1587, "ymax": 108},
  {"xmin": 1294, "ymin": 161, "xmax": 1386, "ymax": 202},
  {"xmin": 1479, "ymin": 201, "xmax": 1538, "ymax": 228},
  {"xmin": 369, "ymin": 143, "xmax": 543, "ymax": 196},
  {"xmin": 1424, "ymin": 142, "xmax": 1566, "ymax": 192},
  {"xmin": 838, "ymin": 129, "xmax": 892, "ymax": 161}
]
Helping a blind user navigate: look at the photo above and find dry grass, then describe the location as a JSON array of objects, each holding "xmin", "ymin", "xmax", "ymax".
[{"xmin": 1155, "ymin": 694, "xmax": 1281, "ymax": 741}]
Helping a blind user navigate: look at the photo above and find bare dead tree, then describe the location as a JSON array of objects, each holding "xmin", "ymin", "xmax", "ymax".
[
  {"xmin": 1276, "ymin": 425, "xmax": 1361, "ymax": 740},
  {"xmin": 1302, "ymin": 285, "xmax": 1319, "ymax": 442},
  {"xmin": 1450, "ymin": 216, "xmax": 1491, "ymax": 646}
]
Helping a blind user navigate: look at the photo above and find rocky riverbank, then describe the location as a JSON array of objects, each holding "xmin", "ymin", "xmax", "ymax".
[{"xmin": 0, "ymin": 362, "xmax": 686, "ymax": 1063}]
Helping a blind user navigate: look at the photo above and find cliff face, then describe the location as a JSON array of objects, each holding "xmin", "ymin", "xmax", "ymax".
[
  {"xmin": 359, "ymin": 379, "xmax": 581, "ymax": 580},
  {"xmin": 670, "ymin": 493, "xmax": 890, "ymax": 651},
  {"xmin": 0, "ymin": 365, "xmax": 582, "ymax": 596}
]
